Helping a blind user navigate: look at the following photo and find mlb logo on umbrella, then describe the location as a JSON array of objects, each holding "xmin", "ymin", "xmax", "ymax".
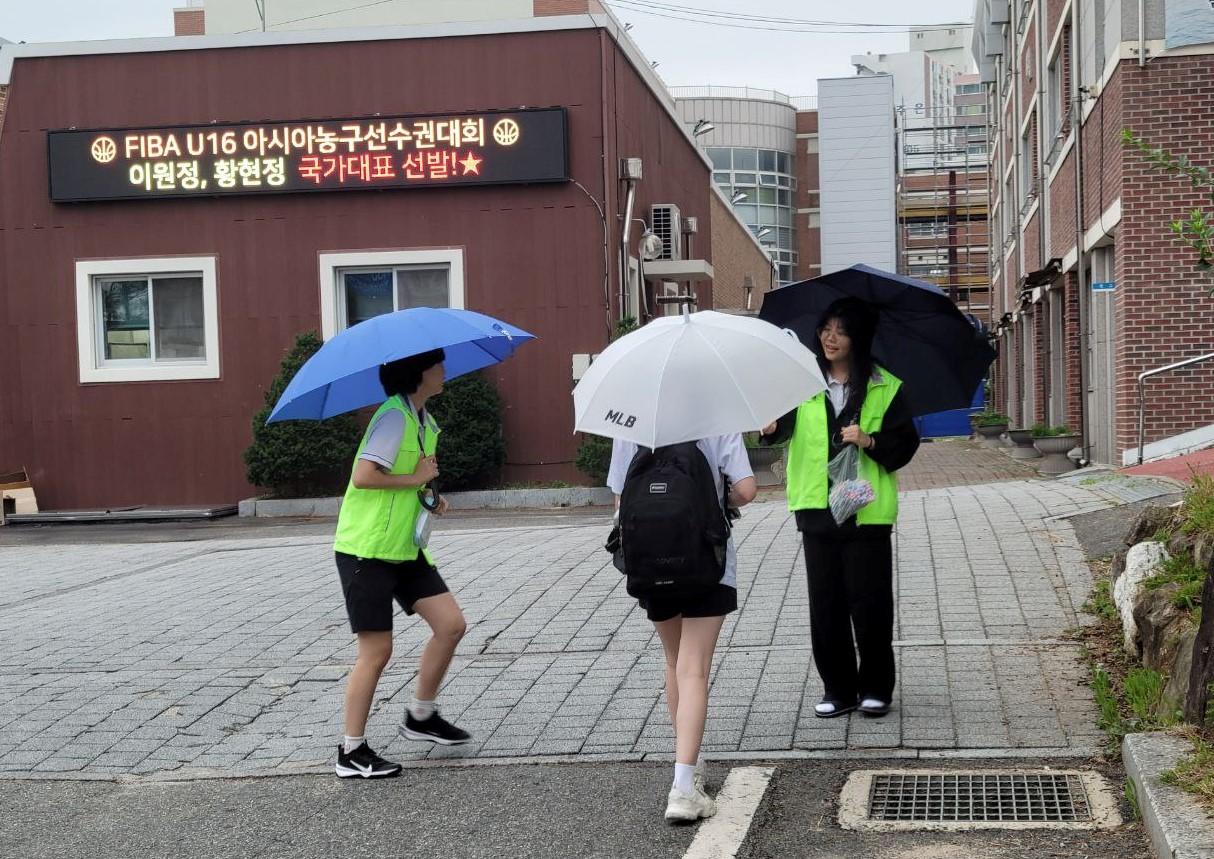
[{"xmin": 605, "ymin": 410, "xmax": 637, "ymax": 428}]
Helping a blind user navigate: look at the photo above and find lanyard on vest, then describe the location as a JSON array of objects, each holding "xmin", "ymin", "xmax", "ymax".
[
  {"xmin": 402, "ymin": 395, "xmax": 440, "ymax": 511},
  {"xmin": 401, "ymin": 395, "xmax": 432, "ymax": 449}
]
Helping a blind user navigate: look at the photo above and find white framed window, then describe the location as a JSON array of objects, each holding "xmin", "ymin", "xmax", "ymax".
[
  {"xmin": 318, "ymin": 249, "xmax": 465, "ymax": 340},
  {"xmin": 75, "ymin": 256, "xmax": 219, "ymax": 384}
]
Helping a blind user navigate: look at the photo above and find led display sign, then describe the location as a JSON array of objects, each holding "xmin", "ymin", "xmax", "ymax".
[{"xmin": 48, "ymin": 107, "xmax": 568, "ymax": 202}]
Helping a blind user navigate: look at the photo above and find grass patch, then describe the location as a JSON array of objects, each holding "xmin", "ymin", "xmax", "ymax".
[
  {"xmin": 1086, "ymin": 579, "xmax": 1118, "ymax": 622},
  {"xmin": 1080, "ymin": 558, "xmax": 1181, "ymax": 751},
  {"xmin": 1160, "ymin": 727, "xmax": 1214, "ymax": 813},
  {"xmin": 1145, "ymin": 551, "xmax": 1206, "ymax": 615},
  {"xmin": 1124, "ymin": 776, "xmax": 1142, "ymax": 821},
  {"xmin": 1180, "ymin": 472, "xmax": 1214, "ymax": 540}
]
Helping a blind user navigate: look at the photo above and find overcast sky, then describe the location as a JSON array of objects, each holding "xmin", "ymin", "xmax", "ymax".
[{"xmin": 1, "ymin": 0, "xmax": 977, "ymax": 97}]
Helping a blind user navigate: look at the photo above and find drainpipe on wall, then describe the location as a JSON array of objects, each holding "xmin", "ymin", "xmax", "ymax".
[
  {"xmin": 1010, "ymin": 24, "xmax": 1023, "ymax": 424},
  {"xmin": 599, "ymin": 29, "xmax": 615, "ymax": 335},
  {"xmin": 1036, "ymin": 0, "xmax": 1051, "ymax": 423},
  {"xmin": 619, "ymin": 168, "xmax": 639, "ymax": 322},
  {"xmin": 1073, "ymin": 0, "xmax": 1092, "ymax": 464},
  {"xmin": 1036, "ymin": 0, "xmax": 1048, "ymax": 275},
  {"xmin": 1139, "ymin": 0, "xmax": 1147, "ymax": 68}
]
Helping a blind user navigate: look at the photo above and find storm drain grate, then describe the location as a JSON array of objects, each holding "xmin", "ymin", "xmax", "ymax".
[{"xmin": 867, "ymin": 772, "xmax": 1092, "ymax": 823}]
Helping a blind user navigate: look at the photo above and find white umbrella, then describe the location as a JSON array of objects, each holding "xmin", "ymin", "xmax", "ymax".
[{"xmin": 573, "ymin": 310, "xmax": 826, "ymax": 448}]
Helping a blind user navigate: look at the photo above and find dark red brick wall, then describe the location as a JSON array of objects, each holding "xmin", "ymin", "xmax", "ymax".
[
  {"xmin": 1117, "ymin": 56, "xmax": 1214, "ymax": 454},
  {"xmin": 1021, "ymin": 20, "xmax": 1037, "ymax": 119},
  {"xmin": 1049, "ymin": 146, "xmax": 1077, "ymax": 259},
  {"xmin": 534, "ymin": 0, "xmax": 606, "ymax": 14},
  {"xmin": 794, "ymin": 110, "xmax": 820, "ymax": 278},
  {"xmin": 1063, "ymin": 272, "xmax": 1083, "ymax": 429},
  {"xmin": 173, "ymin": 8, "xmax": 204, "ymax": 36},
  {"xmin": 1025, "ymin": 208, "xmax": 1042, "ymax": 273}
]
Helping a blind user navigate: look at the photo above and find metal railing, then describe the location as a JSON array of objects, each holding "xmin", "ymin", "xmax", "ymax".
[
  {"xmin": 1137, "ymin": 351, "xmax": 1214, "ymax": 464},
  {"xmin": 668, "ymin": 85, "xmax": 797, "ymax": 105}
]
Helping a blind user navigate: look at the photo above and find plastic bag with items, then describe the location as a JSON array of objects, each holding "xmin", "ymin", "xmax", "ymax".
[{"xmin": 826, "ymin": 442, "xmax": 875, "ymax": 525}]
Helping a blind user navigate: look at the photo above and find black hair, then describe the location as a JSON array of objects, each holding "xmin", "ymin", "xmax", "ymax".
[
  {"xmin": 379, "ymin": 348, "xmax": 446, "ymax": 398},
  {"xmin": 816, "ymin": 297, "xmax": 877, "ymax": 405}
]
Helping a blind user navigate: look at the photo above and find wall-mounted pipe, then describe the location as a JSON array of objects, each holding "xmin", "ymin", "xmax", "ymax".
[
  {"xmin": 1139, "ymin": 0, "xmax": 1147, "ymax": 67},
  {"xmin": 619, "ymin": 178, "xmax": 637, "ymax": 320}
]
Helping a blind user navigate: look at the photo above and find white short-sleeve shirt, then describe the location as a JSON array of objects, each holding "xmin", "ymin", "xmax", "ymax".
[{"xmin": 606, "ymin": 434, "xmax": 753, "ymax": 588}]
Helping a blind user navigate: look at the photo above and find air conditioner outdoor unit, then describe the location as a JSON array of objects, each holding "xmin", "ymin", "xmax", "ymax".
[{"xmin": 651, "ymin": 203, "xmax": 682, "ymax": 261}]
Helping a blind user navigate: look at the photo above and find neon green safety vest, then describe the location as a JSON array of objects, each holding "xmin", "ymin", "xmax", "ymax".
[
  {"xmin": 786, "ymin": 368, "xmax": 902, "ymax": 525},
  {"xmin": 334, "ymin": 395, "xmax": 440, "ymax": 562}
]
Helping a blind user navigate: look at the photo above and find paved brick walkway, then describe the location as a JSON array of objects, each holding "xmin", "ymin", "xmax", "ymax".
[
  {"xmin": 897, "ymin": 437, "xmax": 1039, "ymax": 491},
  {"xmin": 0, "ymin": 457, "xmax": 1171, "ymax": 779}
]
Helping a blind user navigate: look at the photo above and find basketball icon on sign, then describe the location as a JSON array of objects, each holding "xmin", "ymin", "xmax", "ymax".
[
  {"xmin": 91, "ymin": 136, "xmax": 118, "ymax": 164},
  {"xmin": 492, "ymin": 119, "xmax": 521, "ymax": 146}
]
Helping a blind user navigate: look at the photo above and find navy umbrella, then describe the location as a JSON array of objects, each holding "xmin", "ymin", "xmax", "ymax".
[{"xmin": 758, "ymin": 263, "xmax": 996, "ymax": 416}]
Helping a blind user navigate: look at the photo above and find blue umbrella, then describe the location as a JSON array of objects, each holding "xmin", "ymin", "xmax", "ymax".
[
  {"xmin": 268, "ymin": 307, "xmax": 535, "ymax": 422},
  {"xmin": 758, "ymin": 263, "xmax": 996, "ymax": 416}
]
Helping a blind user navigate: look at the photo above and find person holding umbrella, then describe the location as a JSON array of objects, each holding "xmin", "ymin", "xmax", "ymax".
[
  {"xmin": 607, "ymin": 434, "xmax": 756, "ymax": 821},
  {"xmin": 758, "ymin": 265, "xmax": 995, "ymax": 717},
  {"xmin": 332, "ymin": 349, "xmax": 473, "ymax": 778},
  {"xmin": 762, "ymin": 297, "xmax": 920, "ymax": 719},
  {"xmin": 265, "ymin": 307, "xmax": 535, "ymax": 779},
  {"xmin": 573, "ymin": 308, "xmax": 825, "ymax": 821}
]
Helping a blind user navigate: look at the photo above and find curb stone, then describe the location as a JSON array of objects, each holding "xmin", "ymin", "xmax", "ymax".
[
  {"xmin": 1124, "ymin": 731, "xmax": 1214, "ymax": 859},
  {"xmin": 239, "ymin": 487, "xmax": 614, "ymax": 517}
]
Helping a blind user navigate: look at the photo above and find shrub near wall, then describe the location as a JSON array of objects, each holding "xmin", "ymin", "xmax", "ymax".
[
  {"xmin": 427, "ymin": 373, "xmax": 506, "ymax": 491},
  {"xmin": 243, "ymin": 332, "xmax": 362, "ymax": 498}
]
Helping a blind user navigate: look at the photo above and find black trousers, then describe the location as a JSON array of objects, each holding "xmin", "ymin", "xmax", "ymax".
[{"xmin": 801, "ymin": 529, "xmax": 895, "ymax": 703}]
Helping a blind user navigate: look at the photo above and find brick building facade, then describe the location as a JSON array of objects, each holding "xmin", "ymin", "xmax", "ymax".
[
  {"xmin": 0, "ymin": 15, "xmax": 771, "ymax": 509},
  {"xmin": 974, "ymin": 0, "xmax": 1214, "ymax": 465}
]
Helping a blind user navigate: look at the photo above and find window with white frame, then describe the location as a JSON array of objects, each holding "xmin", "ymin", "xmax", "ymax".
[
  {"xmin": 75, "ymin": 256, "xmax": 219, "ymax": 383},
  {"xmin": 318, "ymin": 249, "xmax": 465, "ymax": 340},
  {"xmin": 1018, "ymin": 118, "xmax": 1036, "ymax": 207},
  {"xmin": 1046, "ymin": 51, "xmax": 1064, "ymax": 143}
]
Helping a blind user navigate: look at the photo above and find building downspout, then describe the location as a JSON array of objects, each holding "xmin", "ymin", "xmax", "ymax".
[
  {"xmin": 1009, "ymin": 27, "xmax": 1023, "ymax": 423},
  {"xmin": 1036, "ymin": 0, "xmax": 1051, "ymax": 423},
  {"xmin": 1139, "ymin": 0, "xmax": 1147, "ymax": 67},
  {"xmin": 620, "ymin": 180, "xmax": 637, "ymax": 320},
  {"xmin": 599, "ymin": 30, "xmax": 615, "ymax": 334},
  {"xmin": 1036, "ymin": 0, "xmax": 1048, "ymax": 268},
  {"xmin": 1073, "ymin": 0, "xmax": 1092, "ymax": 464}
]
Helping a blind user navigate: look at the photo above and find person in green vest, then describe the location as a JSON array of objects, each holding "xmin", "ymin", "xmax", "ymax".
[
  {"xmin": 332, "ymin": 348, "xmax": 471, "ymax": 779},
  {"xmin": 762, "ymin": 297, "xmax": 919, "ymax": 719}
]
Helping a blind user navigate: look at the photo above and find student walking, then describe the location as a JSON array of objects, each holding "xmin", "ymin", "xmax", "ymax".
[
  {"xmin": 332, "ymin": 349, "xmax": 471, "ymax": 779},
  {"xmin": 763, "ymin": 297, "xmax": 919, "ymax": 719},
  {"xmin": 608, "ymin": 436, "xmax": 757, "ymax": 822}
]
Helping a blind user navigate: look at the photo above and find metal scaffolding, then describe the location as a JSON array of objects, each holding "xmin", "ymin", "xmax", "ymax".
[{"xmin": 895, "ymin": 108, "xmax": 992, "ymax": 323}]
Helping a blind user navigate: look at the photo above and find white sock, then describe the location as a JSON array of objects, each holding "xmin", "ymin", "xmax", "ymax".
[
  {"xmin": 342, "ymin": 735, "xmax": 365, "ymax": 754},
  {"xmin": 409, "ymin": 697, "xmax": 436, "ymax": 720},
  {"xmin": 673, "ymin": 762, "xmax": 696, "ymax": 793}
]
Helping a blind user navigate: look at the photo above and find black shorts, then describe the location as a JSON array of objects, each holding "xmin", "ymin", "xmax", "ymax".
[
  {"xmin": 638, "ymin": 583, "xmax": 738, "ymax": 623},
  {"xmin": 335, "ymin": 552, "xmax": 450, "ymax": 633}
]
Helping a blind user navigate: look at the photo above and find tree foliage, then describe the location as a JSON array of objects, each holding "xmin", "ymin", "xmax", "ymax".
[{"xmin": 428, "ymin": 373, "xmax": 506, "ymax": 491}]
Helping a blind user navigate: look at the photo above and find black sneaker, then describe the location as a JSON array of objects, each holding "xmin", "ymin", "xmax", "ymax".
[
  {"xmin": 400, "ymin": 710, "xmax": 472, "ymax": 745},
  {"xmin": 335, "ymin": 742, "xmax": 402, "ymax": 778}
]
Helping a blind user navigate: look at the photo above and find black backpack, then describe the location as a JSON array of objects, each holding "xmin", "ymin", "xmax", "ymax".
[{"xmin": 616, "ymin": 442, "xmax": 730, "ymax": 599}]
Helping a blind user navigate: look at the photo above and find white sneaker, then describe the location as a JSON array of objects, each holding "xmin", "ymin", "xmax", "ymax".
[
  {"xmin": 694, "ymin": 761, "xmax": 706, "ymax": 791},
  {"xmin": 665, "ymin": 785, "xmax": 718, "ymax": 822}
]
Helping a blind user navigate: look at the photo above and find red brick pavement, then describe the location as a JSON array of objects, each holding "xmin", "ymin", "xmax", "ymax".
[{"xmin": 1122, "ymin": 447, "xmax": 1214, "ymax": 484}]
